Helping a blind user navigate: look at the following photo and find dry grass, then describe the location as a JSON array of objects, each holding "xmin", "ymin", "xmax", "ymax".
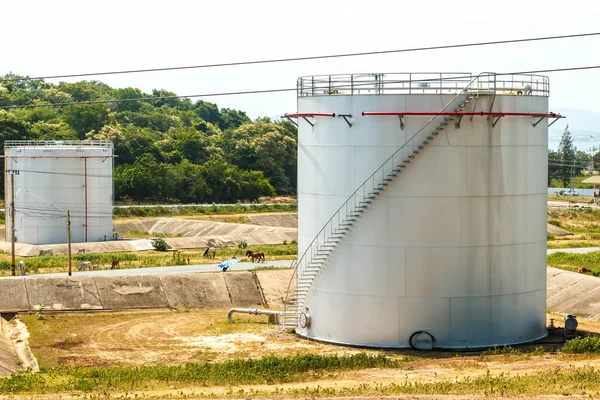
[
  {"xmin": 547, "ymin": 208, "xmax": 600, "ymax": 249},
  {"xmin": 0, "ymin": 244, "xmax": 296, "ymax": 276},
  {"xmin": 548, "ymin": 195, "xmax": 593, "ymax": 203},
  {"xmin": 22, "ymin": 309, "xmax": 356, "ymax": 369},
  {"xmin": 6, "ymin": 311, "xmax": 600, "ymax": 397}
]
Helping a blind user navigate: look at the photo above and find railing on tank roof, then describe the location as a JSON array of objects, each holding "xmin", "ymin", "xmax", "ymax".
[
  {"xmin": 296, "ymin": 72, "xmax": 550, "ymax": 97},
  {"xmin": 4, "ymin": 140, "xmax": 114, "ymax": 148}
]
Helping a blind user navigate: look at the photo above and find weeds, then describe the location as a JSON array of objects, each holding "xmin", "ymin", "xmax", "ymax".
[
  {"xmin": 562, "ymin": 336, "xmax": 600, "ymax": 353},
  {"xmin": 0, "ymin": 353, "xmax": 399, "ymax": 393},
  {"xmin": 113, "ymin": 204, "xmax": 296, "ymax": 219},
  {"xmin": 547, "ymin": 251, "xmax": 600, "ymax": 276},
  {"xmin": 0, "ymin": 244, "xmax": 297, "ymax": 275}
]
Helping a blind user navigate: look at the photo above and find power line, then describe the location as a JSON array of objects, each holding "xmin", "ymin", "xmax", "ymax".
[
  {"xmin": 1, "ymin": 64, "xmax": 600, "ymax": 111},
  {"xmin": 5, "ymin": 32, "xmax": 600, "ymax": 82}
]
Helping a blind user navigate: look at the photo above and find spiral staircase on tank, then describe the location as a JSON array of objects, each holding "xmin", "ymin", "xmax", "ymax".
[{"xmin": 279, "ymin": 77, "xmax": 485, "ymax": 331}]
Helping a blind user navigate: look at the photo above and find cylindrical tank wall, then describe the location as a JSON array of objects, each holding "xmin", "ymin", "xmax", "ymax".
[
  {"xmin": 4, "ymin": 144, "xmax": 113, "ymax": 245},
  {"xmin": 297, "ymin": 93, "xmax": 548, "ymax": 348}
]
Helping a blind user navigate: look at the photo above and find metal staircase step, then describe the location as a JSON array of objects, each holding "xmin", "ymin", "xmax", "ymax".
[
  {"xmin": 418, "ymin": 145, "xmax": 424, "ymax": 149},
  {"xmin": 388, "ymin": 171, "xmax": 397, "ymax": 176},
  {"xmin": 408, "ymin": 154, "xmax": 415, "ymax": 158},
  {"xmin": 397, "ymin": 163, "xmax": 406, "ymax": 168},
  {"xmin": 427, "ymin": 136, "xmax": 433, "ymax": 140}
]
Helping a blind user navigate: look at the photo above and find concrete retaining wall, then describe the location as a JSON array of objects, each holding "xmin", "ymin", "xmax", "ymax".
[
  {"xmin": 547, "ymin": 267, "xmax": 600, "ymax": 320},
  {"xmin": 2, "ymin": 268, "xmax": 599, "ymax": 320},
  {"xmin": 0, "ymin": 271, "xmax": 272, "ymax": 313}
]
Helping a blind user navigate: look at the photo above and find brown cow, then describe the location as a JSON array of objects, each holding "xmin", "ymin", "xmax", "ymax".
[
  {"xmin": 578, "ymin": 267, "xmax": 591, "ymax": 274},
  {"xmin": 111, "ymin": 259, "xmax": 120, "ymax": 269}
]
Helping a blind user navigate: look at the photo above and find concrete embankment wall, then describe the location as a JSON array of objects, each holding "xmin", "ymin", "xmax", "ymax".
[
  {"xmin": 0, "ymin": 270, "xmax": 294, "ymax": 313},
  {"xmin": 0, "ymin": 314, "xmax": 20, "ymax": 374},
  {"xmin": 547, "ymin": 267, "xmax": 600, "ymax": 320}
]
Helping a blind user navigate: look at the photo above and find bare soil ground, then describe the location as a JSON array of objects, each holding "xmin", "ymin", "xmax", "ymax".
[
  {"xmin": 22, "ymin": 309, "xmax": 600, "ymax": 372},
  {"xmin": 23, "ymin": 309, "xmax": 346, "ymax": 368},
  {"xmin": 5, "ymin": 309, "xmax": 600, "ymax": 398}
]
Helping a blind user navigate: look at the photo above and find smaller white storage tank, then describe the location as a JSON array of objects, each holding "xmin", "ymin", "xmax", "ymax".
[{"xmin": 4, "ymin": 141, "xmax": 114, "ymax": 245}]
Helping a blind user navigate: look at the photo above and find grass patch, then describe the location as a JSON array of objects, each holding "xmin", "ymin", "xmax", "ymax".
[
  {"xmin": 0, "ymin": 244, "xmax": 297, "ymax": 276},
  {"xmin": 548, "ymin": 195, "xmax": 593, "ymax": 203},
  {"xmin": 562, "ymin": 336, "xmax": 600, "ymax": 353},
  {"xmin": 251, "ymin": 266, "xmax": 292, "ymax": 271},
  {"xmin": 113, "ymin": 204, "xmax": 296, "ymax": 219},
  {"xmin": 0, "ymin": 353, "xmax": 404, "ymax": 393},
  {"xmin": 4, "ymin": 363, "xmax": 600, "ymax": 396},
  {"xmin": 550, "ymin": 175, "xmax": 596, "ymax": 189},
  {"xmin": 547, "ymin": 240, "xmax": 600, "ymax": 249},
  {"xmin": 547, "ymin": 251, "xmax": 600, "ymax": 276},
  {"xmin": 120, "ymin": 230, "xmax": 183, "ymax": 239}
]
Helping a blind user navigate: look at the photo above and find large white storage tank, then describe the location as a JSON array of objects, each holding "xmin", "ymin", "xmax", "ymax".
[
  {"xmin": 4, "ymin": 141, "xmax": 114, "ymax": 245},
  {"xmin": 288, "ymin": 73, "xmax": 554, "ymax": 349}
]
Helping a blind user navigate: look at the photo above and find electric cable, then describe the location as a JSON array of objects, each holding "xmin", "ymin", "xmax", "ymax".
[
  {"xmin": 1, "ymin": 65, "xmax": 600, "ymax": 110},
  {"xmin": 5, "ymin": 32, "xmax": 600, "ymax": 81}
]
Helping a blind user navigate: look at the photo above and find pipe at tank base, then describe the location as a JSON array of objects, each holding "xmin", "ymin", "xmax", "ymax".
[{"xmin": 227, "ymin": 308, "xmax": 280, "ymax": 323}]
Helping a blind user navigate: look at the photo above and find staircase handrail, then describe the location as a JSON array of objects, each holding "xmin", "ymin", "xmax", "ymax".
[{"xmin": 282, "ymin": 72, "xmax": 491, "ymax": 313}]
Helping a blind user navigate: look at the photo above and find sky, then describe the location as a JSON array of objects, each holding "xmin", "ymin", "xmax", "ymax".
[{"xmin": 1, "ymin": 0, "xmax": 600, "ymax": 120}]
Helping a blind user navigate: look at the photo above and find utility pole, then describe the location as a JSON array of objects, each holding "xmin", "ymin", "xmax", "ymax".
[
  {"xmin": 571, "ymin": 164, "xmax": 575, "ymax": 195},
  {"xmin": 67, "ymin": 210, "xmax": 72, "ymax": 276},
  {"xmin": 10, "ymin": 172, "xmax": 15, "ymax": 276}
]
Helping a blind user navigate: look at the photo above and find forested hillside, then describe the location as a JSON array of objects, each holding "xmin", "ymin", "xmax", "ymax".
[{"xmin": 0, "ymin": 73, "xmax": 297, "ymax": 203}]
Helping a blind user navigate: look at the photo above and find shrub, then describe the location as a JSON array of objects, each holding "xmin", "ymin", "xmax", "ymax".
[
  {"xmin": 562, "ymin": 336, "xmax": 600, "ymax": 353},
  {"xmin": 151, "ymin": 238, "xmax": 172, "ymax": 252}
]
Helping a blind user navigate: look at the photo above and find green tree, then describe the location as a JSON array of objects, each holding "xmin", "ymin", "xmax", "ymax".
[
  {"xmin": 171, "ymin": 160, "xmax": 210, "ymax": 202},
  {"xmin": 593, "ymin": 151, "xmax": 600, "ymax": 171},
  {"xmin": 548, "ymin": 150, "xmax": 562, "ymax": 186},
  {"xmin": 30, "ymin": 121, "xmax": 78, "ymax": 140},
  {"xmin": 0, "ymin": 74, "xmax": 283, "ymax": 203},
  {"xmin": 194, "ymin": 100, "xmax": 220, "ymax": 125},
  {"xmin": 113, "ymin": 87, "xmax": 147, "ymax": 112},
  {"xmin": 218, "ymin": 108, "xmax": 251, "ymax": 131},
  {"xmin": 576, "ymin": 150, "xmax": 592, "ymax": 173},
  {"xmin": 62, "ymin": 104, "xmax": 110, "ymax": 139},
  {"xmin": 114, "ymin": 154, "xmax": 176, "ymax": 201},
  {"xmin": 558, "ymin": 125, "xmax": 576, "ymax": 188},
  {"xmin": 57, "ymin": 80, "xmax": 111, "ymax": 102},
  {"xmin": 223, "ymin": 123, "xmax": 297, "ymax": 193}
]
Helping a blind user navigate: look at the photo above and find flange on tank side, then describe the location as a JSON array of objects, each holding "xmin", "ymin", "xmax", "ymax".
[{"xmin": 296, "ymin": 93, "xmax": 548, "ymax": 348}]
